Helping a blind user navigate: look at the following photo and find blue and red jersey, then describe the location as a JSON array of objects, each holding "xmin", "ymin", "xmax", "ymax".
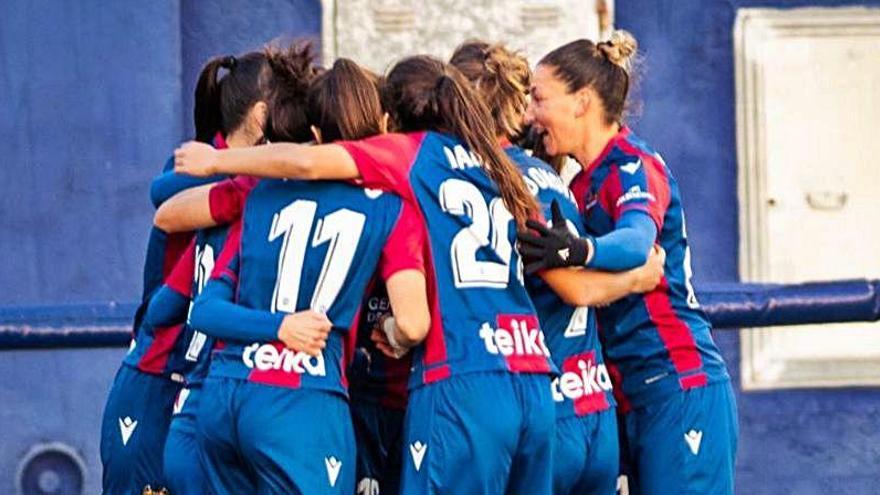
[
  {"xmin": 569, "ymin": 127, "xmax": 728, "ymax": 410},
  {"xmin": 124, "ymin": 240, "xmax": 197, "ymax": 382},
  {"xmin": 348, "ymin": 280, "xmax": 411, "ymax": 410},
  {"xmin": 134, "ymin": 133, "xmax": 228, "ymax": 334},
  {"xmin": 339, "ymin": 131, "xmax": 555, "ymax": 389},
  {"xmin": 508, "ymin": 145, "xmax": 615, "ymax": 419},
  {"xmin": 190, "ymin": 178, "xmax": 423, "ymax": 398}
]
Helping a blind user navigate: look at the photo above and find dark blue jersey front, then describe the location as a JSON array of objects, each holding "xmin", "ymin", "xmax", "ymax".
[
  {"xmin": 569, "ymin": 127, "xmax": 728, "ymax": 409},
  {"xmin": 191, "ymin": 178, "xmax": 422, "ymax": 397},
  {"xmin": 507, "ymin": 146, "xmax": 615, "ymax": 419}
]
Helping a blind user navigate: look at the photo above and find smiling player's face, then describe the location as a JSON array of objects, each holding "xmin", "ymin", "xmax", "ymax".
[{"xmin": 526, "ymin": 64, "xmax": 582, "ymax": 157}]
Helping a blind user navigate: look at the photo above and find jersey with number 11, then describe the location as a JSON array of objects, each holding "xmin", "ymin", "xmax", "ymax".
[{"xmin": 340, "ymin": 131, "xmax": 555, "ymax": 389}]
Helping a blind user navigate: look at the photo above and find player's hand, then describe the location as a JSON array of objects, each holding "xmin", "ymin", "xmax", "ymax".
[
  {"xmin": 277, "ymin": 310, "xmax": 332, "ymax": 356},
  {"xmin": 517, "ymin": 200, "xmax": 592, "ymax": 275},
  {"xmin": 174, "ymin": 141, "xmax": 218, "ymax": 177},
  {"xmin": 370, "ymin": 328, "xmax": 408, "ymax": 359},
  {"xmin": 631, "ymin": 245, "xmax": 666, "ymax": 293}
]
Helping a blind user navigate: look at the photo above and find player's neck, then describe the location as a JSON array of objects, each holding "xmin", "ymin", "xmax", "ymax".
[{"xmin": 573, "ymin": 121, "xmax": 620, "ymax": 170}]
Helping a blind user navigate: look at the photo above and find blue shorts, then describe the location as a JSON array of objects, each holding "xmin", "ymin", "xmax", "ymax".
[
  {"xmin": 197, "ymin": 377, "xmax": 356, "ymax": 494},
  {"xmin": 554, "ymin": 409, "xmax": 619, "ymax": 495},
  {"xmin": 100, "ymin": 364, "xmax": 181, "ymax": 494},
  {"xmin": 620, "ymin": 381, "xmax": 738, "ymax": 495},
  {"xmin": 351, "ymin": 399, "xmax": 405, "ymax": 495},
  {"xmin": 400, "ymin": 371, "xmax": 555, "ymax": 495},
  {"xmin": 163, "ymin": 386, "xmax": 208, "ymax": 495}
]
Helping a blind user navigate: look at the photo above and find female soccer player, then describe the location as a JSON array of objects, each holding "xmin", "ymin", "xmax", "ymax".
[
  {"xmin": 159, "ymin": 45, "xmax": 318, "ymax": 495},
  {"xmin": 451, "ymin": 39, "xmax": 664, "ymax": 495},
  {"xmin": 175, "ymin": 55, "xmax": 557, "ymax": 495},
  {"xmin": 100, "ymin": 44, "xmax": 315, "ymax": 494},
  {"xmin": 519, "ymin": 31, "xmax": 738, "ymax": 495},
  {"xmin": 182, "ymin": 57, "xmax": 429, "ymax": 494}
]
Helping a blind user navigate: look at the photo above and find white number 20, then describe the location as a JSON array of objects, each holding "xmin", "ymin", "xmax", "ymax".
[
  {"xmin": 439, "ymin": 179, "xmax": 514, "ymax": 289},
  {"xmin": 269, "ymin": 200, "xmax": 365, "ymax": 313}
]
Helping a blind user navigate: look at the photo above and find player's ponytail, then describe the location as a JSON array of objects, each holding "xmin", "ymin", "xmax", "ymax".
[
  {"xmin": 193, "ymin": 56, "xmax": 227, "ymax": 143},
  {"xmin": 539, "ymin": 30, "xmax": 639, "ymax": 125},
  {"xmin": 384, "ymin": 55, "xmax": 537, "ymax": 226},
  {"xmin": 307, "ymin": 58, "xmax": 383, "ymax": 142},
  {"xmin": 450, "ymin": 40, "xmax": 531, "ymax": 140},
  {"xmin": 264, "ymin": 41, "xmax": 319, "ymax": 143}
]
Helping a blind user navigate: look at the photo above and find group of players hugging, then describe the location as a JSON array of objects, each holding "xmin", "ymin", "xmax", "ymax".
[{"xmin": 99, "ymin": 29, "xmax": 738, "ymax": 495}]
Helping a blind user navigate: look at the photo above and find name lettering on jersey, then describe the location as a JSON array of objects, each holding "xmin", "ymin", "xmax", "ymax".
[
  {"xmin": 550, "ymin": 351, "xmax": 612, "ymax": 415},
  {"xmin": 615, "ymin": 185, "xmax": 655, "ymax": 207},
  {"xmin": 480, "ymin": 315, "xmax": 552, "ymax": 373},
  {"xmin": 443, "ymin": 145, "xmax": 481, "ymax": 170},
  {"xmin": 522, "ymin": 167, "xmax": 571, "ymax": 199},
  {"xmin": 242, "ymin": 343, "xmax": 327, "ymax": 377}
]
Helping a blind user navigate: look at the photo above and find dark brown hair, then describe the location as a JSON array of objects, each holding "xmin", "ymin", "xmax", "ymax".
[
  {"xmin": 538, "ymin": 30, "xmax": 637, "ymax": 125},
  {"xmin": 450, "ymin": 40, "xmax": 531, "ymax": 140},
  {"xmin": 307, "ymin": 58, "xmax": 383, "ymax": 142},
  {"xmin": 382, "ymin": 55, "xmax": 537, "ymax": 226},
  {"xmin": 192, "ymin": 42, "xmax": 317, "ymax": 144},
  {"xmin": 264, "ymin": 42, "xmax": 319, "ymax": 143}
]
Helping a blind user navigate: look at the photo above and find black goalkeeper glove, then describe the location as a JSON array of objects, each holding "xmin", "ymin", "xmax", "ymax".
[{"xmin": 517, "ymin": 199, "xmax": 592, "ymax": 275}]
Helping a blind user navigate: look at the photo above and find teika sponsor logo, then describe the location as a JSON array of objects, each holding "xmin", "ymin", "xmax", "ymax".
[
  {"xmin": 481, "ymin": 315, "xmax": 552, "ymax": 373},
  {"xmin": 242, "ymin": 343, "xmax": 326, "ymax": 376},
  {"xmin": 551, "ymin": 352, "xmax": 613, "ymax": 415}
]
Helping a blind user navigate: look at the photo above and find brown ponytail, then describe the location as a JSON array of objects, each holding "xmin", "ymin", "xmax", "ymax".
[
  {"xmin": 450, "ymin": 40, "xmax": 531, "ymax": 140},
  {"xmin": 307, "ymin": 58, "xmax": 383, "ymax": 142},
  {"xmin": 384, "ymin": 56, "xmax": 538, "ymax": 226},
  {"xmin": 264, "ymin": 41, "xmax": 319, "ymax": 143}
]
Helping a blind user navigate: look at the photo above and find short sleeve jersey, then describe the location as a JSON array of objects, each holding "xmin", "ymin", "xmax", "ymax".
[
  {"xmin": 507, "ymin": 145, "xmax": 615, "ymax": 419},
  {"xmin": 206, "ymin": 178, "xmax": 422, "ymax": 396},
  {"xmin": 339, "ymin": 132, "xmax": 554, "ymax": 389},
  {"xmin": 569, "ymin": 127, "xmax": 728, "ymax": 410}
]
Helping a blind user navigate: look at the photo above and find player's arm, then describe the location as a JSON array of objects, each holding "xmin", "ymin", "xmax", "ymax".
[
  {"xmin": 518, "ymin": 200, "xmax": 656, "ymax": 274},
  {"xmin": 143, "ymin": 240, "xmax": 197, "ymax": 327},
  {"xmin": 154, "ymin": 176, "xmax": 254, "ymax": 233},
  {"xmin": 371, "ymin": 201, "xmax": 430, "ymax": 357},
  {"xmin": 150, "ymin": 169, "xmax": 224, "ymax": 208},
  {"xmin": 174, "ymin": 141, "xmax": 359, "ymax": 181},
  {"xmin": 539, "ymin": 245, "xmax": 665, "ymax": 307}
]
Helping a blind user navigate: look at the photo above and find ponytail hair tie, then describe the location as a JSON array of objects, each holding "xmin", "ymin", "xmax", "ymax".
[{"xmin": 221, "ymin": 55, "xmax": 237, "ymax": 70}]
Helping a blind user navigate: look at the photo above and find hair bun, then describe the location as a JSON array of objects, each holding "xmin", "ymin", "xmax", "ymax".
[{"xmin": 598, "ymin": 30, "xmax": 637, "ymax": 71}]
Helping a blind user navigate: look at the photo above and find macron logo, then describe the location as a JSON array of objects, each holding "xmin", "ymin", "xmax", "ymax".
[
  {"xmin": 684, "ymin": 429, "xmax": 703, "ymax": 455},
  {"xmin": 118, "ymin": 417, "xmax": 138, "ymax": 446},
  {"xmin": 410, "ymin": 441, "xmax": 427, "ymax": 471},
  {"xmin": 325, "ymin": 456, "xmax": 342, "ymax": 487},
  {"xmin": 620, "ymin": 160, "xmax": 641, "ymax": 175},
  {"xmin": 557, "ymin": 247, "xmax": 570, "ymax": 262}
]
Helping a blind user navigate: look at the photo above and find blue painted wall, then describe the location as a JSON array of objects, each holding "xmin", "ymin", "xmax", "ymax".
[
  {"xmin": 0, "ymin": 1, "xmax": 321, "ymax": 491},
  {"xmin": 616, "ymin": 1, "xmax": 880, "ymax": 493}
]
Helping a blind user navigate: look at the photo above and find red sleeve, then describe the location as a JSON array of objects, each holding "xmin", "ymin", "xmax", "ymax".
[
  {"xmin": 379, "ymin": 200, "xmax": 426, "ymax": 281},
  {"xmin": 337, "ymin": 132, "xmax": 425, "ymax": 200},
  {"xmin": 165, "ymin": 239, "xmax": 196, "ymax": 296},
  {"xmin": 598, "ymin": 156, "xmax": 670, "ymax": 231},
  {"xmin": 210, "ymin": 220, "xmax": 243, "ymax": 285},
  {"xmin": 209, "ymin": 176, "xmax": 258, "ymax": 224}
]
